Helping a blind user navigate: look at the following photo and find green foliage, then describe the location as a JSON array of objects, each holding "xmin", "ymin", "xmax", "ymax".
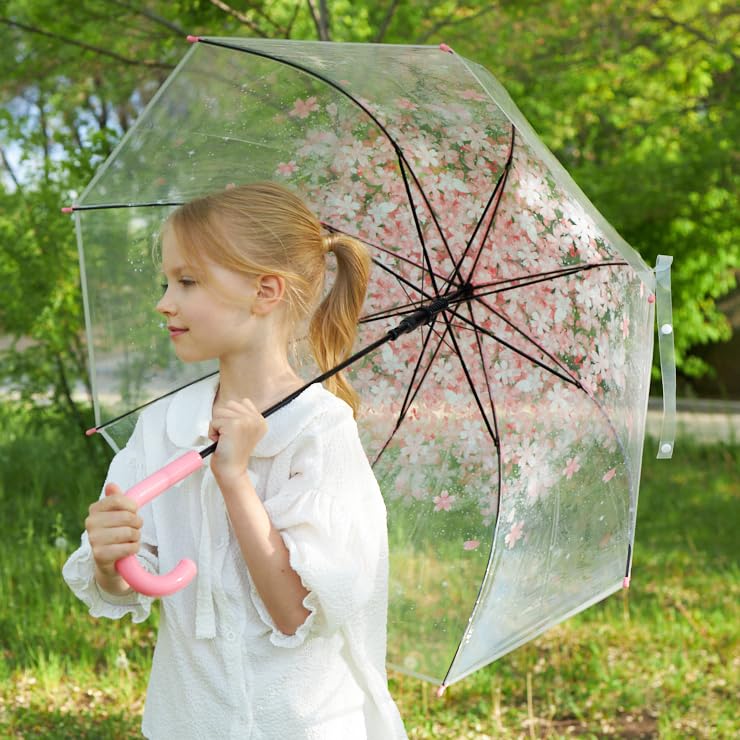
[{"xmin": 0, "ymin": 0, "xmax": 736, "ymax": 439}]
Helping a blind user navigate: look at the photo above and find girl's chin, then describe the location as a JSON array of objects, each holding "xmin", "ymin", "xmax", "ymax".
[{"xmin": 173, "ymin": 347, "xmax": 215, "ymax": 364}]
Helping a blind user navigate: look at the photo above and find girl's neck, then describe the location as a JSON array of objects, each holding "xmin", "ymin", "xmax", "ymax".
[{"xmin": 215, "ymin": 351, "xmax": 303, "ymax": 413}]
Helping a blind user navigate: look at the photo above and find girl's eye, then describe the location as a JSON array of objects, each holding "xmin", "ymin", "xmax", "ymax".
[{"xmin": 179, "ymin": 278, "xmax": 196, "ymax": 287}]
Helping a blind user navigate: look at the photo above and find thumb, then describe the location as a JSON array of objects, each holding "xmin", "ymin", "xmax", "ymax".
[
  {"xmin": 104, "ymin": 482, "xmax": 122, "ymax": 497},
  {"xmin": 208, "ymin": 423, "xmax": 219, "ymax": 443}
]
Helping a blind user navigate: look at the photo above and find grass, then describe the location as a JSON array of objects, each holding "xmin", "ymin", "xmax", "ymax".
[{"xmin": 0, "ymin": 404, "xmax": 737, "ymax": 738}]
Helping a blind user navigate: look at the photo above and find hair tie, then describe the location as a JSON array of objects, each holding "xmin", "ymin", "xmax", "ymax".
[{"xmin": 323, "ymin": 233, "xmax": 338, "ymax": 254}]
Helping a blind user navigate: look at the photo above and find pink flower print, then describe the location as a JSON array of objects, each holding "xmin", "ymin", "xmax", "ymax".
[
  {"xmin": 463, "ymin": 539, "xmax": 480, "ymax": 551},
  {"xmin": 563, "ymin": 457, "xmax": 581, "ymax": 480},
  {"xmin": 621, "ymin": 316, "xmax": 630, "ymax": 339},
  {"xmin": 602, "ymin": 467, "xmax": 617, "ymax": 482},
  {"xmin": 276, "ymin": 161, "xmax": 297, "ymax": 176},
  {"xmin": 289, "ymin": 96, "xmax": 319, "ymax": 118},
  {"xmin": 505, "ymin": 520, "xmax": 524, "ymax": 549},
  {"xmin": 460, "ymin": 89, "xmax": 487, "ymax": 101},
  {"xmin": 413, "ymin": 142, "xmax": 439, "ymax": 169},
  {"xmin": 433, "ymin": 490, "xmax": 455, "ymax": 512},
  {"xmin": 396, "ymin": 97, "xmax": 417, "ymax": 110}
]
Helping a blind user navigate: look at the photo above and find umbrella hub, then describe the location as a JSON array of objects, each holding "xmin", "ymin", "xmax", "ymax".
[{"xmin": 390, "ymin": 283, "xmax": 473, "ymax": 340}]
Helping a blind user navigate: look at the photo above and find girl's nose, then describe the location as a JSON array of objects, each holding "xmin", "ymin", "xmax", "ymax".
[{"xmin": 156, "ymin": 291, "xmax": 174, "ymax": 315}]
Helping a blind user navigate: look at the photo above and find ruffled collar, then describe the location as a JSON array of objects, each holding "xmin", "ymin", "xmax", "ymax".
[{"xmin": 164, "ymin": 374, "xmax": 330, "ymax": 457}]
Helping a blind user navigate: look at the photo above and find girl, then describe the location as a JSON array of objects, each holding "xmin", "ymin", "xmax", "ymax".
[{"xmin": 63, "ymin": 183, "xmax": 407, "ymax": 739}]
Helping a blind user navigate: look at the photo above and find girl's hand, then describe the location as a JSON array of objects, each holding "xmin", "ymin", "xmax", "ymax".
[
  {"xmin": 86, "ymin": 483, "xmax": 143, "ymax": 589},
  {"xmin": 208, "ymin": 398, "xmax": 267, "ymax": 490}
]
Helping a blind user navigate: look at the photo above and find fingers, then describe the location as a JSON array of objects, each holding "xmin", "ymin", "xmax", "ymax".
[
  {"xmin": 86, "ymin": 487, "xmax": 143, "ymax": 570},
  {"xmin": 95, "ymin": 489, "xmax": 138, "ymax": 514},
  {"xmin": 210, "ymin": 398, "xmax": 267, "ymax": 440}
]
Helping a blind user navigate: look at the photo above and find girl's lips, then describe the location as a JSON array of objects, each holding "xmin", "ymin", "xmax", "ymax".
[{"xmin": 168, "ymin": 327, "xmax": 188, "ymax": 338}]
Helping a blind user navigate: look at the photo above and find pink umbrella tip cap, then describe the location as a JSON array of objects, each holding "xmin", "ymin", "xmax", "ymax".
[
  {"xmin": 623, "ymin": 576, "xmax": 631, "ymax": 588},
  {"xmin": 85, "ymin": 427, "xmax": 98, "ymax": 436},
  {"xmin": 439, "ymin": 43, "xmax": 453, "ymax": 54},
  {"xmin": 647, "ymin": 294, "xmax": 656, "ymax": 304},
  {"xmin": 436, "ymin": 685, "xmax": 447, "ymax": 697},
  {"xmin": 61, "ymin": 206, "xmax": 74, "ymax": 213},
  {"xmin": 186, "ymin": 35, "xmax": 201, "ymax": 43}
]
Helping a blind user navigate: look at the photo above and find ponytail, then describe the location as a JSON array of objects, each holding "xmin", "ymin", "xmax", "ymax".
[{"xmin": 309, "ymin": 233, "xmax": 371, "ymax": 417}]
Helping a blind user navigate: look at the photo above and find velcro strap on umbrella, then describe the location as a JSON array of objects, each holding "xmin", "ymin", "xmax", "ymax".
[{"xmin": 655, "ymin": 254, "xmax": 676, "ymax": 459}]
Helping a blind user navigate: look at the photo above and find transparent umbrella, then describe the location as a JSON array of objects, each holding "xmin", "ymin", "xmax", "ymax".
[{"xmin": 66, "ymin": 37, "xmax": 675, "ymax": 690}]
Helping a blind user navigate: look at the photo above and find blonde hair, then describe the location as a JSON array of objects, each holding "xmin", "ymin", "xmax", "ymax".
[{"xmin": 165, "ymin": 182, "xmax": 370, "ymax": 416}]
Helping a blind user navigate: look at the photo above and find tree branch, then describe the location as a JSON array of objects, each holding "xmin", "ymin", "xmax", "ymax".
[
  {"xmin": 373, "ymin": 0, "xmax": 401, "ymax": 43},
  {"xmin": 306, "ymin": 0, "xmax": 331, "ymax": 40},
  {"xmin": 0, "ymin": 146, "xmax": 22, "ymax": 191},
  {"xmin": 648, "ymin": 11, "xmax": 737, "ymax": 63},
  {"xmin": 284, "ymin": 1, "xmax": 303, "ymax": 38},
  {"xmin": 206, "ymin": 0, "xmax": 269, "ymax": 36},
  {"xmin": 0, "ymin": 17, "xmax": 175, "ymax": 69},
  {"xmin": 415, "ymin": 4, "xmax": 498, "ymax": 45},
  {"xmin": 54, "ymin": 352, "xmax": 89, "ymax": 437},
  {"xmin": 105, "ymin": 0, "xmax": 188, "ymax": 36}
]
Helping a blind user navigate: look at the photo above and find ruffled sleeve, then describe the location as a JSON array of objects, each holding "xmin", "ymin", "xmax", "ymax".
[
  {"xmin": 249, "ymin": 411, "xmax": 386, "ymax": 648},
  {"xmin": 62, "ymin": 421, "xmax": 159, "ymax": 623}
]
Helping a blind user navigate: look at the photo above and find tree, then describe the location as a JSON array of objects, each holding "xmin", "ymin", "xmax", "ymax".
[{"xmin": 1, "ymin": 0, "xmax": 737, "ymax": 435}]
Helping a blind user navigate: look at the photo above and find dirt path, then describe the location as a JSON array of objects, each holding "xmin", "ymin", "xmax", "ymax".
[{"xmin": 646, "ymin": 399, "xmax": 740, "ymax": 445}]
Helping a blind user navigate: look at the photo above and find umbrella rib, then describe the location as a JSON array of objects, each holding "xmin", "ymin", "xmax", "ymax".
[
  {"xmin": 321, "ymin": 222, "xmax": 452, "ymax": 286},
  {"xmin": 89, "ymin": 369, "xmax": 220, "ymax": 433},
  {"xmin": 439, "ymin": 302, "xmax": 505, "ymax": 692},
  {"xmin": 359, "ymin": 257, "xmax": 451, "ymax": 325},
  {"xmin": 64, "ymin": 201, "xmax": 184, "ymax": 212},
  {"xmin": 365, "ymin": 257, "xmax": 439, "ymax": 326},
  {"xmin": 395, "ymin": 154, "xmax": 445, "ymax": 295},
  {"xmin": 469, "ymin": 293, "xmax": 580, "ymax": 384},
  {"xmin": 464, "ymin": 300, "xmax": 502, "ymax": 448},
  {"xmin": 370, "ymin": 319, "xmax": 447, "ymax": 467},
  {"xmin": 437, "ymin": 309, "xmax": 500, "ymax": 447},
  {"xmin": 193, "ymin": 37, "xmax": 454, "ymax": 283},
  {"xmin": 448, "ymin": 307, "xmax": 580, "ymax": 388},
  {"xmin": 472, "ymin": 261, "xmax": 628, "ymax": 295},
  {"xmin": 445, "ymin": 125, "xmax": 515, "ymax": 292},
  {"xmin": 462, "ymin": 126, "xmax": 516, "ymax": 284}
]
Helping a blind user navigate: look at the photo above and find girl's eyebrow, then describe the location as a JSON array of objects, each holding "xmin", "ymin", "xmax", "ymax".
[{"xmin": 162, "ymin": 264, "xmax": 200, "ymax": 277}]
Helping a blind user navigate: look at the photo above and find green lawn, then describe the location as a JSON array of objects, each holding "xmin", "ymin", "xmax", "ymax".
[{"xmin": 0, "ymin": 407, "xmax": 737, "ymax": 738}]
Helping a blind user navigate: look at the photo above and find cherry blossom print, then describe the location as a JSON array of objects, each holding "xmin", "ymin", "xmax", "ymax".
[
  {"xmin": 289, "ymin": 96, "xmax": 320, "ymax": 118},
  {"xmin": 396, "ymin": 97, "xmax": 418, "ymax": 111},
  {"xmin": 602, "ymin": 468, "xmax": 617, "ymax": 482},
  {"xmin": 463, "ymin": 540, "xmax": 481, "ymax": 551},
  {"xmin": 504, "ymin": 521, "xmax": 524, "ymax": 549},
  {"xmin": 276, "ymin": 161, "xmax": 298, "ymax": 176},
  {"xmin": 433, "ymin": 490, "xmax": 456, "ymax": 511},
  {"xmin": 459, "ymin": 88, "xmax": 488, "ymax": 102},
  {"xmin": 563, "ymin": 457, "xmax": 581, "ymax": 480}
]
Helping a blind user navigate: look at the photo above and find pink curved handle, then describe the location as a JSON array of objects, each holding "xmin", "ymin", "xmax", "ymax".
[{"xmin": 115, "ymin": 450, "xmax": 204, "ymax": 597}]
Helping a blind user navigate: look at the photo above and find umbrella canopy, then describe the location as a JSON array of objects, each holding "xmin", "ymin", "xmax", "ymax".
[{"xmin": 68, "ymin": 38, "xmax": 669, "ymax": 688}]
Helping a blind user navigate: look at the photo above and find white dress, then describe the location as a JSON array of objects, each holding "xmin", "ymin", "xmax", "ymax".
[{"xmin": 63, "ymin": 377, "xmax": 407, "ymax": 740}]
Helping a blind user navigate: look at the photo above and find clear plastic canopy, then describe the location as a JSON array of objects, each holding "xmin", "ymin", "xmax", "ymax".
[{"xmin": 73, "ymin": 38, "xmax": 656, "ymax": 687}]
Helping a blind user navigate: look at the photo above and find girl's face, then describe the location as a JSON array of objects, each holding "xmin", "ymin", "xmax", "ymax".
[{"xmin": 156, "ymin": 228, "xmax": 260, "ymax": 364}]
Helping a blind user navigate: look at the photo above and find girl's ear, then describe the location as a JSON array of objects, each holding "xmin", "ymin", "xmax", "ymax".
[{"xmin": 252, "ymin": 275, "xmax": 286, "ymax": 315}]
